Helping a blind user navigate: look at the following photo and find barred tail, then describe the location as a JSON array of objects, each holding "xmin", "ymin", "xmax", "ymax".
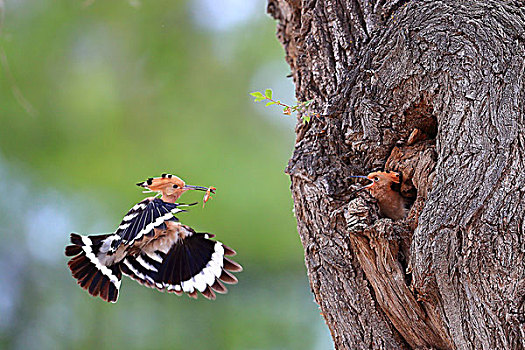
[{"xmin": 65, "ymin": 233, "xmax": 122, "ymax": 303}]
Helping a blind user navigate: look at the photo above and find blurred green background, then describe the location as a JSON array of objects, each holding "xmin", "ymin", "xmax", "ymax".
[{"xmin": 0, "ymin": 1, "xmax": 332, "ymax": 349}]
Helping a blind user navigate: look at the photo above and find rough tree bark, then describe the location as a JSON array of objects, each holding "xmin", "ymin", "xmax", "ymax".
[{"xmin": 267, "ymin": 1, "xmax": 525, "ymax": 349}]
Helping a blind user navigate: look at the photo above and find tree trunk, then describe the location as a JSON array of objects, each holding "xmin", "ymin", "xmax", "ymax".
[{"xmin": 267, "ymin": 0, "xmax": 525, "ymax": 348}]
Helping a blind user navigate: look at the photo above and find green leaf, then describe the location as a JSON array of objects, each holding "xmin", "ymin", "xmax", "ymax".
[
  {"xmin": 302, "ymin": 115, "xmax": 311, "ymax": 123},
  {"xmin": 254, "ymin": 96, "xmax": 266, "ymax": 102},
  {"xmin": 265, "ymin": 101, "xmax": 276, "ymax": 106},
  {"xmin": 250, "ymin": 91, "xmax": 264, "ymax": 98},
  {"xmin": 265, "ymin": 89, "xmax": 273, "ymax": 99}
]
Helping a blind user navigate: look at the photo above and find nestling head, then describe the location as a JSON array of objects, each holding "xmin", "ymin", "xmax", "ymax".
[
  {"xmin": 365, "ymin": 171, "xmax": 400, "ymax": 196},
  {"xmin": 136, "ymin": 173, "xmax": 211, "ymax": 201},
  {"xmin": 350, "ymin": 171, "xmax": 400, "ymax": 196}
]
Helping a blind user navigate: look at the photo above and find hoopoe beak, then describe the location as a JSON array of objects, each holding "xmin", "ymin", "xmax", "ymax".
[
  {"xmin": 184, "ymin": 185, "xmax": 213, "ymax": 193},
  {"xmin": 349, "ymin": 175, "xmax": 374, "ymax": 192}
]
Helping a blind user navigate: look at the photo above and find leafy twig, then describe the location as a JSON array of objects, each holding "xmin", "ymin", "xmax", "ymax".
[{"xmin": 250, "ymin": 89, "xmax": 316, "ymax": 123}]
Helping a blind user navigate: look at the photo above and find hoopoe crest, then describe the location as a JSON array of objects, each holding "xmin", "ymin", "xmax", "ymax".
[{"xmin": 65, "ymin": 173, "xmax": 241, "ymax": 303}]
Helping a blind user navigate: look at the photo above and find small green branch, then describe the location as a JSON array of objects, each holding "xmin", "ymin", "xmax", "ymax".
[{"xmin": 250, "ymin": 89, "xmax": 316, "ymax": 123}]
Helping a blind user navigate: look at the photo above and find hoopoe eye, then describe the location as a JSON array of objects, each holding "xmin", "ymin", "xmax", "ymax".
[
  {"xmin": 172, "ymin": 184, "xmax": 179, "ymax": 189},
  {"xmin": 373, "ymin": 176, "xmax": 379, "ymax": 182}
]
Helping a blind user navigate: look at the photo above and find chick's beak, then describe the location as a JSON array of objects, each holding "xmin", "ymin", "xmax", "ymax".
[
  {"xmin": 184, "ymin": 185, "xmax": 213, "ymax": 193},
  {"xmin": 349, "ymin": 175, "xmax": 369, "ymax": 180}
]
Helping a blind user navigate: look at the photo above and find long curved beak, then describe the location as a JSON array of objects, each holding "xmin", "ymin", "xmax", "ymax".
[
  {"xmin": 349, "ymin": 175, "xmax": 369, "ymax": 180},
  {"xmin": 184, "ymin": 185, "xmax": 214, "ymax": 193}
]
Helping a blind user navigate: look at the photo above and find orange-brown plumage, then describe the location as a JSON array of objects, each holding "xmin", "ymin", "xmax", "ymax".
[{"xmin": 353, "ymin": 171, "xmax": 407, "ymax": 220}]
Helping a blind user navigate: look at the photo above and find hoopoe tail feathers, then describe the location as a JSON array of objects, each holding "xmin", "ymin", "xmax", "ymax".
[
  {"xmin": 66, "ymin": 233, "xmax": 122, "ymax": 303},
  {"xmin": 120, "ymin": 232, "xmax": 241, "ymax": 300}
]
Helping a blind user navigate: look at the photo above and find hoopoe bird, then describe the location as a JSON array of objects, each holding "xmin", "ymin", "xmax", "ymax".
[
  {"xmin": 65, "ymin": 173, "xmax": 241, "ymax": 303},
  {"xmin": 351, "ymin": 171, "xmax": 408, "ymax": 220}
]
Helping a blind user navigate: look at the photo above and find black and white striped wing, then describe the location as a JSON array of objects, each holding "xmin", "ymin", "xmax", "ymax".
[
  {"xmin": 116, "ymin": 198, "xmax": 184, "ymax": 246},
  {"xmin": 121, "ymin": 232, "xmax": 242, "ymax": 299}
]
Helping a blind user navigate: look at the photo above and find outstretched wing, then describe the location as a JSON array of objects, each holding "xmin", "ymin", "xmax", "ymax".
[
  {"xmin": 121, "ymin": 228, "xmax": 242, "ymax": 300},
  {"xmin": 116, "ymin": 198, "xmax": 186, "ymax": 246}
]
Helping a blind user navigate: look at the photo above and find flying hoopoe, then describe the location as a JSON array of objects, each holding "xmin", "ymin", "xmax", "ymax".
[
  {"xmin": 351, "ymin": 171, "xmax": 408, "ymax": 220},
  {"xmin": 65, "ymin": 173, "xmax": 242, "ymax": 303}
]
